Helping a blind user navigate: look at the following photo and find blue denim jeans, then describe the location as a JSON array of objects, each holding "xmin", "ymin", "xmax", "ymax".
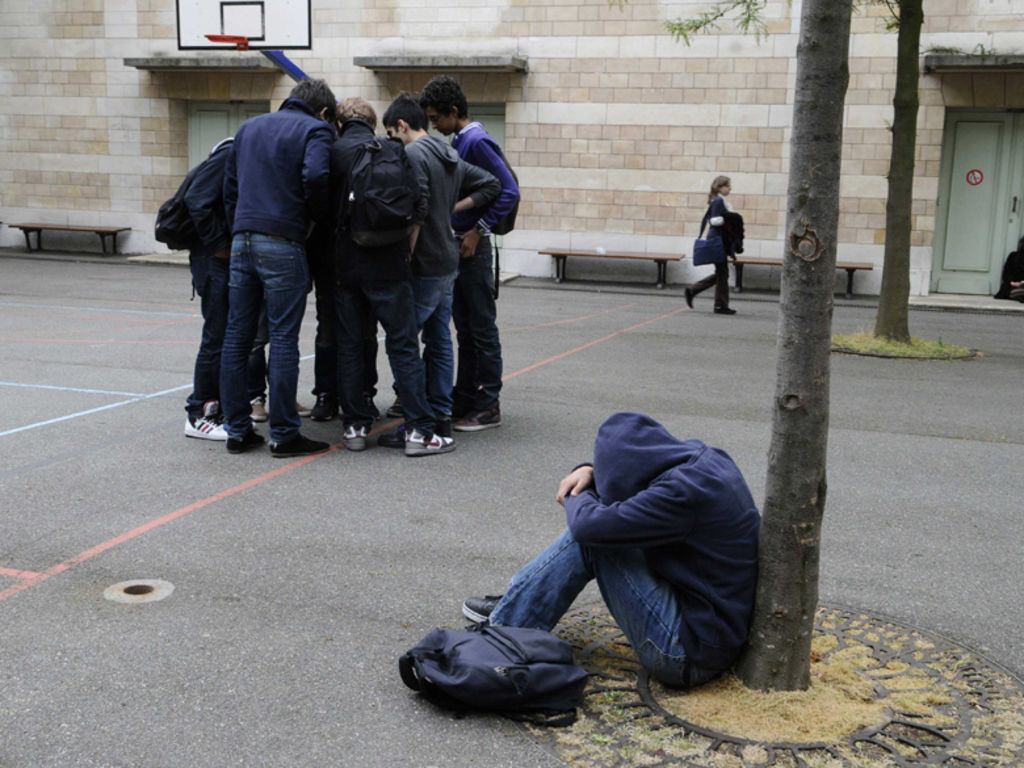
[
  {"xmin": 246, "ymin": 305, "xmax": 269, "ymax": 401},
  {"xmin": 332, "ymin": 281, "xmax": 433, "ymax": 433},
  {"xmin": 413, "ymin": 272, "xmax": 456, "ymax": 418},
  {"xmin": 185, "ymin": 250, "xmax": 230, "ymax": 418},
  {"xmin": 489, "ymin": 529, "xmax": 719, "ymax": 688},
  {"xmin": 219, "ymin": 233, "xmax": 310, "ymax": 444},
  {"xmin": 452, "ymin": 236, "xmax": 502, "ymax": 411}
]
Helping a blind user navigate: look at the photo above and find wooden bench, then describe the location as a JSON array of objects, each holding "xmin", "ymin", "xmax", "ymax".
[
  {"xmin": 539, "ymin": 247, "xmax": 683, "ymax": 289},
  {"xmin": 731, "ymin": 256, "xmax": 874, "ymax": 298},
  {"xmin": 11, "ymin": 223, "xmax": 131, "ymax": 255}
]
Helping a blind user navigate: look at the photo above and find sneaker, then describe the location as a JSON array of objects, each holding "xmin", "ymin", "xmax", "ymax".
[
  {"xmin": 385, "ymin": 397, "xmax": 404, "ymax": 418},
  {"xmin": 451, "ymin": 399, "xmax": 474, "ymax": 420},
  {"xmin": 310, "ymin": 392, "xmax": 338, "ymax": 422},
  {"xmin": 453, "ymin": 406, "xmax": 501, "ymax": 432},
  {"xmin": 250, "ymin": 396, "xmax": 268, "ymax": 422},
  {"xmin": 462, "ymin": 595, "xmax": 503, "ymax": 623},
  {"xmin": 296, "ymin": 400, "xmax": 312, "ymax": 418},
  {"xmin": 376, "ymin": 425, "xmax": 406, "ymax": 449},
  {"xmin": 226, "ymin": 429, "xmax": 265, "ymax": 454},
  {"xmin": 269, "ymin": 433, "xmax": 329, "ymax": 458},
  {"xmin": 365, "ymin": 394, "xmax": 381, "ymax": 421},
  {"xmin": 343, "ymin": 424, "xmax": 368, "ymax": 452},
  {"xmin": 185, "ymin": 401, "xmax": 228, "ymax": 441},
  {"xmin": 684, "ymin": 287, "xmax": 694, "ymax": 309},
  {"xmin": 404, "ymin": 428, "xmax": 456, "ymax": 457},
  {"xmin": 714, "ymin": 306, "xmax": 737, "ymax": 315}
]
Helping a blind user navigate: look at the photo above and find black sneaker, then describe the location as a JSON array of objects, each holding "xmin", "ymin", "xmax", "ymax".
[
  {"xmin": 714, "ymin": 306, "xmax": 737, "ymax": 315},
  {"xmin": 310, "ymin": 392, "xmax": 337, "ymax": 421},
  {"xmin": 269, "ymin": 433, "xmax": 329, "ymax": 458},
  {"xmin": 376, "ymin": 425, "xmax": 406, "ymax": 449},
  {"xmin": 462, "ymin": 595, "xmax": 503, "ymax": 623},
  {"xmin": 453, "ymin": 406, "xmax": 501, "ymax": 432},
  {"xmin": 385, "ymin": 397, "xmax": 404, "ymax": 418},
  {"xmin": 226, "ymin": 429, "xmax": 265, "ymax": 454}
]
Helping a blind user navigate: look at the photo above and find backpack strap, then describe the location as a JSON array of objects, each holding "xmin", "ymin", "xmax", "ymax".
[{"xmin": 503, "ymin": 709, "xmax": 578, "ymax": 727}]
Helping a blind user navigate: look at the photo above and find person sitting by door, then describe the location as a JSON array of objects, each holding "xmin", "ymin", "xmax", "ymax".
[{"xmin": 995, "ymin": 237, "xmax": 1024, "ymax": 301}]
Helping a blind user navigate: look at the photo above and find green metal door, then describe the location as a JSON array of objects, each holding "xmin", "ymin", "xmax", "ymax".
[
  {"xmin": 932, "ymin": 111, "xmax": 1024, "ymax": 294},
  {"xmin": 187, "ymin": 101, "xmax": 269, "ymax": 167}
]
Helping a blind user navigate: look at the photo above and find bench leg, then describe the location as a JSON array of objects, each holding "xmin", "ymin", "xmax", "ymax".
[
  {"xmin": 553, "ymin": 255, "xmax": 566, "ymax": 283},
  {"xmin": 845, "ymin": 268, "xmax": 855, "ymax": 299},
  {"xmin": 655, "ymin": 260, "xmax": 667, "ymax": 289},
  {"xmin": 733, "ymin": 263, "xmax": 744, "ymax": 292},
  {"xmin": 97, "ymin": 233, "xmax": 109, "ymax": 254}
]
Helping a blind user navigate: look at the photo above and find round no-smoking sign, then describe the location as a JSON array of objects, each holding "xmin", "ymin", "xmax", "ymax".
[{"xmin": 966, "ymin": 169, "xmax": 984, "ymax": 186}]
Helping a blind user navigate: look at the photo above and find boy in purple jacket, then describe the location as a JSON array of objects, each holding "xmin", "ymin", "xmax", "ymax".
[
  {"xmin": 462, "ymin": 412, "xmax": 761, "ymax": 687},
  {"xmin": 419, "ymin": 76, "xmax": 519, "ymax": 433}
]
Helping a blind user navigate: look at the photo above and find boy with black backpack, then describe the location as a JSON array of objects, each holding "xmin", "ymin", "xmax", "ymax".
[
  {"xmin": 327, "ymin": 97, "xmax": 454, "ymax": 457},
  {"xmin": 161, "ymin": 136, "xmax": 234, "ymax": 441},
  {"xmin": 419, "ymin": 76, "xmax": 520, "ymax": 433}
]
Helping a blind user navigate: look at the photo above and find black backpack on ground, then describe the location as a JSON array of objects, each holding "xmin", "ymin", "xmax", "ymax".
[
  {"xmin": 154, "ymin": 138, "xmax": 232, "ymax": 251},
  {"xmin": 344, "ymin": 138, "xmax": 417, "ymax": 247},
  {"xmin": 399, "ymin": 623, "xmax": 588, "ymax": 726}
]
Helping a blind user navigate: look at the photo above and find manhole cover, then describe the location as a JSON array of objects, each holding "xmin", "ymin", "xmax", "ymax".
[
  {"xmin": 523, "ymin": 605, "xmax": 1024, "ymax": 767},
  {"xmin": 103, "ymin": 579, "xmax": 174, "ymax": 604}
]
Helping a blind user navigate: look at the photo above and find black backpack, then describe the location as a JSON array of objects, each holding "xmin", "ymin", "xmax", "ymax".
[
  {"xmin": 154, "ymin": 138, "xmax": 232, "ymax": 251},
  {"xmin": 345, "ymin": 138, "xmax": 417, "ymax": 247},
  {"xmin": 399, "ymin": 623, "xmax": 588, "ymax": 726},
  {"xmin": 488, "ymin": 143, "xmax": 519, "ymax": 237}
]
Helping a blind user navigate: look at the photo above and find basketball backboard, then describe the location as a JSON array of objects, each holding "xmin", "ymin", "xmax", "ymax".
[{"xmin": 176, "ymin": 0, "xmax": 311, "ymax": 50}]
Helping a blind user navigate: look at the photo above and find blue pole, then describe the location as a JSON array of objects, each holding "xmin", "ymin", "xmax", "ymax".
[{"xmin": 261, "ymin": 51, "xmax": 308, "ymax": 82}]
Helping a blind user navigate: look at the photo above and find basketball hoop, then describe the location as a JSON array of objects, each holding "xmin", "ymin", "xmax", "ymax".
[{"xmin": 205, "ymin": 34, "xmax": 250, "ymax": 50}]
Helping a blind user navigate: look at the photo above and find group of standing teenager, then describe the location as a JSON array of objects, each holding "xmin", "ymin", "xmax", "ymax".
[{"xmin": 181, "ymin": 76, "xmax": 518, "ymax": 458}]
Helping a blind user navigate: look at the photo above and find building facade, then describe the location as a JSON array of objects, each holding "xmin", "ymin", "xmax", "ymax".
[{"xmin": 2, "ymin": 0, "xmax": 1023, "ymax": 296}]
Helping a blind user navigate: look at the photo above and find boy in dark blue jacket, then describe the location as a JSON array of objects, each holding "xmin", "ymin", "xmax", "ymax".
[
  {"xmin": 419, "ymin": 76, "xmax": 519, "ymax": 433},
  {"xmin": 218, "ymin": 78, "xmax": 337, "ymax": 458},
  {"xmin": 462, "ymin": 412, "xmax": 761, "ymax": 687}
]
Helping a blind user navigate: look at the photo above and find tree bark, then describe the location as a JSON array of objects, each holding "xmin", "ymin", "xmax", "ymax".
[
  {"xmin": 735, "ymin": 0, "xmax": 852, "ymax": 692},
  {"xmin": 874, "ymin": 0, "xmax": 923, "ymax": 342}
]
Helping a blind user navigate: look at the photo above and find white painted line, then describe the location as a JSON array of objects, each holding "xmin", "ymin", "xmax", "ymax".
[
  {"xmin": 0, "ymin": 381, "xmax": 147, "ymax": 397},
  {"xmin": 0, "ymin": 301, "xmax": 198, "ymax": 318},
  {"xmin": 0, "ymin": 353, "xmax": 319, "ymax": 437}
]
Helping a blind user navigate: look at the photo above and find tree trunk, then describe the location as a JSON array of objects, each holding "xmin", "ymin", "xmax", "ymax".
[
  {"xmin": 735, "ymin": 0, "xmax": 852, "ymax": 692},
  {"xmin": 874, "ymin": 0, "xmax": 924, "ymax": 342}
]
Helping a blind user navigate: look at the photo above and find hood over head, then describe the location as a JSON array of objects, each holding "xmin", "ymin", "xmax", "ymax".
[{"xmin": 592, "ymin": 412, "xmax": 702, "ymax": 504}]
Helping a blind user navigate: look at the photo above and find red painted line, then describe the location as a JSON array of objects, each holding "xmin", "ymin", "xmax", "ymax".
[
  {"xmin": 0, "ymin": 306, "xmax": 681, "ymax": 603},
  {"xmin": 0, "ymin": 566, "xmax": 43, "ymax": 580},
  {"xmin": 503, "ymin": 302, "xmax": 637, "ymax": 332},
  {"xmin": 0, "ymin": 338, "xmax": 197, "ymax": 345},
  {"xmin": 503, "ymin": 305, "xmax": 688, "ymax": 381},
  {"xmin": 0, "ymin": 446, "xmax": 340, "ymax": 602}
]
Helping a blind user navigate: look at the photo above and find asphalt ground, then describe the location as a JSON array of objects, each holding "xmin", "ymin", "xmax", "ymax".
[{"xmin": 0, "ymin": 255, "xmax": 1020, "ymax": 768}]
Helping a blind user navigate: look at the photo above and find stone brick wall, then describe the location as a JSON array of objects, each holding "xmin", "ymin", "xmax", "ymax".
[{"xmin": 1, "ymin": 0, "xmax": 1022, "ymax": 294}]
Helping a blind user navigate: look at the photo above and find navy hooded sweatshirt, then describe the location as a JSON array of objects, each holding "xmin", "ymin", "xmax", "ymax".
[{"xmin": 563, "ymin": 412, "xmax": 760, "ymax": 672}]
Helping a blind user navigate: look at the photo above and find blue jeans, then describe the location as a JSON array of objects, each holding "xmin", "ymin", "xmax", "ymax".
[
  {"xmin": 246, "ymin": 305, "xmax": 269, "ymax": 401},
  {"xmin": 490, "ymin": 529, "xmax": 719, "ymax": 688},
  {"xmin": 452, "ymin": 236, "xmax": 502, "ymax": 411},
  {"xmin": 332, "ymin": 281, "xmax": 433, "ymax": 433},
  {"xmin": 219, "ymin": 233, "xmax": 310, "ymax": 444},
  {"xmin": 412, "ymin": 272, "xmax": 456, "ymax": 418},
  {"xmin": 185, "ymin": 250, "xmax": 229, "ymax": 418}
]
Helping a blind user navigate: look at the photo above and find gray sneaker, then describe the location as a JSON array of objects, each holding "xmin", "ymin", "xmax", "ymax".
[
  {"xmin": 343, "ymin": 424, "xmax": 368, "ymax": 452},
  {"xmin": 462, "ymin": 595, "xmax": 503, "ymax": 623},
  {"xmin": 404, "ymin": 428, "xmax": 455, "ymax": 457}
]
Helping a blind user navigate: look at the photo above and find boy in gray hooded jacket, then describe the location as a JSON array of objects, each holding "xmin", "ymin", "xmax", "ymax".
[{"xmin": 380, "ymin": 94, "xmax": 501, "ymax": 441}]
